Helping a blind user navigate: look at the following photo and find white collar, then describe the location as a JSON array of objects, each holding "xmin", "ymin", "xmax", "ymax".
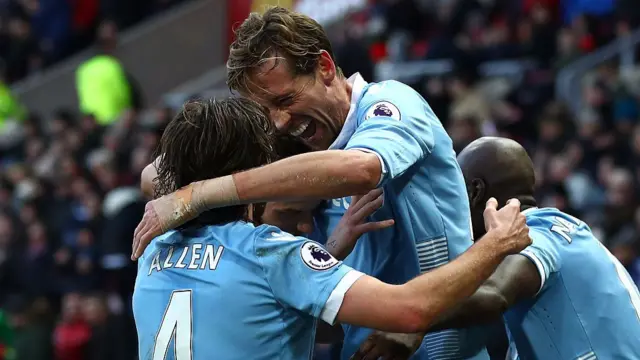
[
  {"xmin": 328, "ymin": 73, "xmax": 368, "ymax": 150},
  {"xmin": 521, "ymin": 207, "xmax": 538, "ymax": 215}
]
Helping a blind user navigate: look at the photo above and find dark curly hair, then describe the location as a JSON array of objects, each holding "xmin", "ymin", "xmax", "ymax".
[{"xmin": 153, "ymin": 97, "xmax": 277, "ymax": 225}]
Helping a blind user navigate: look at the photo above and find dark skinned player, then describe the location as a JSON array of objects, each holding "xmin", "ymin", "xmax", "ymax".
[
  {"xmin": 438, "ymin": 137, "xmax": 640, "ymax": 359},
  {"xmin": 355, "ymin": 136, "xmax": 640, "ymax": 360}
]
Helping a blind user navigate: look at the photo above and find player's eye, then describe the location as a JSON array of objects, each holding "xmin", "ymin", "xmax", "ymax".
[{"xmin": 278, "ymin": 97, "xmax": 294, "ymax": 107}]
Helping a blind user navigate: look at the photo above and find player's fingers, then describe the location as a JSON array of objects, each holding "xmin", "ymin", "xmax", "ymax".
[
  {"xmin": 485, "ymin": 197, "xmax": 498, "ymax": 211},
  {"xmin": 350, "ymin": 188, "xmax": 383, "ymax": 214},
  {"xmin": 134, "ymin": 230, "xmax": 155, "ymax": 260},
  {"xmin": 132, "ymin": 219, "xmax": 149, "ymax": 260},
  {"xmin": 355, "ymin": 219, "xmax": 395, "ymax": 235},
  {"xmin": 133, "ymin": 218, "xmax": 146, "ymax": 246},
  {"xmin": 361, "ymin": 343, "xmax": 388, "ymax": 360},
  {"xmin": 351, "ymin": 337, "xmax": 376, "ymax": 360},
  {"xmin": 133, "ymin": 220, "xmax": 156, "ymax": 259},
  {"xmin": 353, "ymin": 194, "xmax": 384, "ymax": 223},
  {"xmin": 483, "ymin": 197, "xmax": 499, "ymax": 230},
  {"xmin": 506, "ymin": 198, "xmax": 521, "ymax": 209},
  {"xmin": 350, "ymin": 194, "xmax": 364, "ymax": 212}
]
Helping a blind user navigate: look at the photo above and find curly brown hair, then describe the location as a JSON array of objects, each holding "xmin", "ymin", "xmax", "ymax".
[
  {"xmin": 153, "ymin": 98, "xmax": 277, "ymax": 225},
  {"xmin": 227, "ymin": 6, "xmax": 342, "ymax": 94}
]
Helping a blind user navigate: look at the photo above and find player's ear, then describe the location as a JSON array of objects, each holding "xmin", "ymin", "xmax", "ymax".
[
  {"xmin": 469, "ymin": 178, "xmax": 486, "ymax": 209},
  {"xmin": 317, "ymin": 50, "xmax": 336, "ymax": 85}
]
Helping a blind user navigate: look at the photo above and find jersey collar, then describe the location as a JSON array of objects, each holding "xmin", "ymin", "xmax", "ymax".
[{"xmin": 328, "ymin": 73, "xmax": 368, "ymax": 150}]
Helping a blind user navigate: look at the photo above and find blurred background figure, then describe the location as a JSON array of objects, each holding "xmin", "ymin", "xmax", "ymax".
[{"xmin": 0, "ymin": 0, "xmax": 639, "ymax": 359}]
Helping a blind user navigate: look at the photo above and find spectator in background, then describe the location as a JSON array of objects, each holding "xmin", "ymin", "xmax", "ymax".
[
  {"xmin": 24, "ymin": 0, "xmax": 73, "ymax": 63},
  {"xmin": 8, "ymin": 297, "xmax": 53, "ymax": 360},
  {"xmin": 333, "ymin": 18, "xmax": 374, "ymax": 81},
  {"xmin": 83, "ymin": 293, "xmax": 131, "ymax": 360},
  {"xmin": 53, "ymin": 292, "xmax": 91, "ymax": 360},
  {"xmin": 0, "ymin": 1, "xmax": 637, "ymax": 360},
  {"xmin": 0, "ymin": 0, "xmax": 185, "ymax": 85}
]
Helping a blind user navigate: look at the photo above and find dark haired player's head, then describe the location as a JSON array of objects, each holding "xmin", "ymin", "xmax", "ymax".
[
  {"xmin": 253, "ymin": 134, "xmax": 314, "ymax": 234},
  {"xmin": 154, "ymin": 98, "xmax": 277, "ymax": 226},
  {"xmin": 457, "ymin": 137, "xmax": 537, "ymax": 240}
]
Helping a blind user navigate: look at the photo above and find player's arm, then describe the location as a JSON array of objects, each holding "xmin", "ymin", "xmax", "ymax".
[
  {"xmin": 337, "ymin": 228, "xmax": 522, "ymax": 332},
  {"xmin": 258, "ymin": 199, "xmax": 529, "ymax": 333},
  {"xmin": 199, "ymin": 149, "xmax": 381, "ymax": 204},
  {"xmin": 132, "ymin": 90, "xmax": 435, "ymax": 258},
  {"xmin": 208, "ymin": 90, "xmax": 436, "ymax": 206},
  {"xmin": 426, "ymin": 227, "xmax": 561, "ymax": 331},
  {"xmin": 426, "ymin": 255, "xmax": 540, "ymax": 331}
]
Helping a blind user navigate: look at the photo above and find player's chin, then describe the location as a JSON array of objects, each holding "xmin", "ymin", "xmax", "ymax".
[{"xmin": 302, "ymin": 126, "xmax": 331, "ymax": 150}]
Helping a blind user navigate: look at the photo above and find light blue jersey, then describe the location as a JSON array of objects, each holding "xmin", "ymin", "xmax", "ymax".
[
  {"xmin": 133, "ymin": 221, "xmax": 362, "ymax": 360},
  {"xmin": 313, "ymin": 74, "xmax": 489, "ymax": 360},
  {"xmin": 506, "ymin": 207, "xmax": 640, "ymax": 360}
]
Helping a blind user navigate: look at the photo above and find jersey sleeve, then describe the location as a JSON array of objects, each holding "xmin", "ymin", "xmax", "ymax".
[
  {"xmin": 344, "ymin": 82, "xmax": 437, "ymax": 186},
  {"xmin": 254, "ymin": 226, "xmax": 363, "ymax": 324},
  {"xmin": 520, "ymin": 228, "xmax": 563, "ymax": 293}
]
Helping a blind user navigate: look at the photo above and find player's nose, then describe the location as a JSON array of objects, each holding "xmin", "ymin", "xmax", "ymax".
[{"xmin": 270, "ymin": 109, "xmax": 291, "ymax": 132}]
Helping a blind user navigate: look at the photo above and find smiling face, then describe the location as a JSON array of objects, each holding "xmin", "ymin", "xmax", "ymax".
[
  {"xmin": 241, "ymin": 54, "xmax": 350, "ymax": 150},
  {"xmin": 227, "ymin": 7, "xmax": 351, "ymax": 150}
]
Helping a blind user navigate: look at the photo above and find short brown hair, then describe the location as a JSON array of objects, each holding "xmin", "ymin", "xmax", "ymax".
[
  {"xmin": 154, "ymin": 98, "xmax": 276, "ymax": 225},
  {"xmin": 227, "ymin": 6, "xmax": 340, "ymax": 94}
]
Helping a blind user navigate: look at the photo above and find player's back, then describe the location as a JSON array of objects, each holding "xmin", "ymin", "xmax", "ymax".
[
  {"xmin": 132, "ymin": 221, "xmax": 318, "ymax": 360},
  {"xmin": 507, "ymin": 207, "xmax": 640, "ymax": 360}
]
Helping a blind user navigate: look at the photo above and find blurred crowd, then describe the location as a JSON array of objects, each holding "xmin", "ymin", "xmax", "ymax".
[
  {"xmin": 331, "ymin": 0, "xmax": 640, "ymax": 281},
  {"xmin": 0, "ymin": 0, "xmax": 186, "ymax": 84},
  {"xmin": 0, "ymin": 0, "xmax": 639, "ymax": 359}
]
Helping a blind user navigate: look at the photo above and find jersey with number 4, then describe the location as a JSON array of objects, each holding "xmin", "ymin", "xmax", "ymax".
[
  {"xmin": 505, "ymin": 207, "xmax": 640, "ymax": 360},
  {"xmin": 132, "ymin": 221, "xmax": 362, "ymax": 360}
]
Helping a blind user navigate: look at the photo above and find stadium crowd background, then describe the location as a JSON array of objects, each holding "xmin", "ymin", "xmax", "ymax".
[{"xmin": 0, "ymin": 0, "xmax": 639, "ymax": 359}]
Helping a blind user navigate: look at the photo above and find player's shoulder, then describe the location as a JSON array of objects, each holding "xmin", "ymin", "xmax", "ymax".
[
  {"xmin": 524, "ymin": 207, "xmax": 583, "ymax": 228},
  {"xmin": 358, "ymin": 80, "xmax": 425, "ymax": 120},
  {"xmin": 524, "ymin": 207, "xmax": 588, "ymax": 246},
  {"xmin": 360, "ymin": 80, "xmax": 422, "ymax": 106},
  {"xmin": 252, "ymin": 225, "xmax": 307, "ymax": 252},
  {"xmin": 253, "ymin": 226, "xmax": 340, "ymax": 270},
  {"xmin": 254, "ymin": 224, "xmax": 301, "ymax": 241}
]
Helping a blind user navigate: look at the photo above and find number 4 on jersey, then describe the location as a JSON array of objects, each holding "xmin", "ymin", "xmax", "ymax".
[{"xmin": 154, "ymin": 290, "xmax": 193, "ymax": 360}]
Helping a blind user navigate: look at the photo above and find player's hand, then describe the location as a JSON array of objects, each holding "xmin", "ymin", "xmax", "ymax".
[
  {"xmin": 482, "ymin": 198, "xmax": 531, "ymax": 255},
  {"xmin": 325, "ymin": 189, "xmax": 394, "ymax": 260},
  {"xmin": 131, "ymin": 187, "xmax": 201, "ymax": 260},
  {"xmin": 351, "ymin": 331, "xmax": 423, "ymax": 360}
]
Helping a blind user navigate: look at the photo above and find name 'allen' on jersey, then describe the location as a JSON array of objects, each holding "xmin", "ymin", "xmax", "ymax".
[{"xmin": 147, "ymin": 243, "xmax": 225, "ymax": 275}]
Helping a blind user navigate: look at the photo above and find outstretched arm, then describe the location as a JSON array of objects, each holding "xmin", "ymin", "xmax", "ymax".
[
  {"xmin": 427, "ymin": 254, "xmax": 540, "ymax": 332},
  {"xmin": 140, "ymin": 149, "xmax": 379, "ymax": 207},
  {"xmin": 132, "ymin": 150, "xmax": 381, "ymax": 259},
  {"xmin": 336, "ymin": 199, "xmax": 531, "ymax": 332},
  {"xmin": 210, "ymin": 150, "xmax": 381, "ymax": 205}
]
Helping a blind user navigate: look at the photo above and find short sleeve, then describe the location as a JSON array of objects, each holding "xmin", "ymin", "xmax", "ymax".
[
  {"xmin": 520, "ymin": 228, "xmax": 562, "ymax": 293},
  {"xmin": 345, "ymin": 83, "xmax": 437, "ymax": 186},
  {"xmin": 254, "ymin": 226, "xmax": 363, "ymax": 324}
]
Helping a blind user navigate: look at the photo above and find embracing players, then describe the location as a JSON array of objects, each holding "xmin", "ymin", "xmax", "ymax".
[
  {"xmin": 134, "ymin": 7, "xmax": 491, "ymax": 359},
  {"xmin": 420, "ymin": 137, "xmax": 640, "ymax": 359},
  {"xmin": 132, "ymin": 99, "xmax": 531, "ymax": 360}
]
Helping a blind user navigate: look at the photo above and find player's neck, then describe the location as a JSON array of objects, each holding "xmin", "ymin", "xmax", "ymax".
[{"xmin": 517, "ymin": 195, "xmax": 537, "ymax": 212}]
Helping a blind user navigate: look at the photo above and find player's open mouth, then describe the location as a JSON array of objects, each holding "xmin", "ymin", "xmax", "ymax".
[{"xmin": 290, "ymin": 118, "xmax": 317, "ymax": 140}]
